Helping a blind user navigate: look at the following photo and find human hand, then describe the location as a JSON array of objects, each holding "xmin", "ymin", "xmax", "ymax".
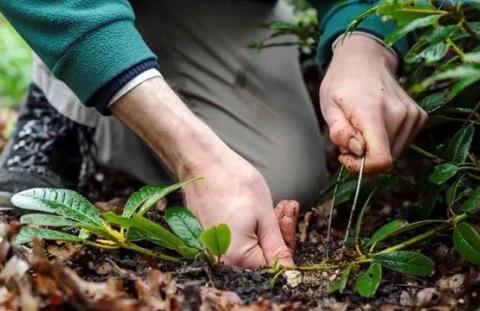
[
  {"xmin": 181, "ymin": 151, "xmax": 299, "ymax": 269},
  {"xmin": 320, "ymin": 35, "xmax": 428, "ymax": 174},
  {"xmin": 111, "ymin": 77, "xmax": 298, "ymax": 269}
]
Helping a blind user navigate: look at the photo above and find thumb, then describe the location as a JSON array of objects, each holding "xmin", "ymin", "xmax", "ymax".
[
  {"xmin": 257, "ymin": 209, "xmax": 295, "ymax": 267},
  {"xmin": 323, "ymin": 103, "xmax": 365, "ymax": 155}
]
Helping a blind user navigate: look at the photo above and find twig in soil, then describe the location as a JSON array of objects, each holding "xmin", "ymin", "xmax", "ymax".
[
  {"xmin": 341, "ymin": 156, "xmax": 365, "ymax": 256},
  {"xmin": 326, "ymin": 166, "xmax": 345, "ymax": 257}
]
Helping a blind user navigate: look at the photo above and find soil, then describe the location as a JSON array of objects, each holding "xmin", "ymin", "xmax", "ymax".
[{"xmin": 0, "ymin": 120, "xmax": 479, "ymax": 310}]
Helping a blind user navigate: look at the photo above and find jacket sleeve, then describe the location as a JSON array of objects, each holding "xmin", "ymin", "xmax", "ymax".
[
  {"xmin": 0, "ymin": 0, "xmax": 158, "ymax": 114},
  {"xmin": 309, "ymin": 0, "xmax": 410, "ymax": 68}
]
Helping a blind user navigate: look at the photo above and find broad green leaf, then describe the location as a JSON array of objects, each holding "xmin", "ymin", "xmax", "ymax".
[
  {"xmin": 447, "ymin": 124, "xmax": 475, "ymax": 164},
  {"xmin": 15, "ymin": 226, "xmax": 83, "ymax": 245},
  {"xmin": 420, "ymin": 25, "xmax": 458, "ymax": 45},
  {"xmin": 122, "ymin": 178, "xmax": 199, "ymax": 218},
  {"xmin": 453, "ymin": 222, "xmax": 480, "ymax": 265},
  {"xmin": 459, "ymin": 187, "xmax": 480, "ymax": 214},
  {"xmin": 20, "ymin": 214, "xmax": 78, "ymax": 227},
  {"xmin": 419, "ymin": 91, "xmax": 449, "ymax": 113},
  {"xmin": 335, "ymin": 180, "xmax": 358, "ymax": 205},
  {"xmin": 200, "ymin": 224, "xmax": 231, "ymax": 256},
  {"xmin": 127, "ymin": 229, "xmax": 172, "ymax": 248},
  {"xmin": 372, "ymin": 251, "xmax": 435, "ymax": 277},
  {"xmin": 368, "ymin": 220, "xmax": 446, "ymax": 248},
  {"xmin": 385, "ymin": 15, "xmax": 440, "ymax": 45},
  {"xmin": 355, "ymin": 263, "xmax": 382, "ymax": 298},
  {"xmin": 463, "ymin": 51, "xmax": 480, "ymax": 64},
  {"xmin": 367, "ymin": 220, "xmax": 406, "ymax": 247},
  {"xmin": 165, "ymin": 207, "xmax": 203, "ymax": 249},
  {"xmin": 104, "ymin": 212, "xmax": 185, "ymax": 250},
  {"xmin": 326, "ymin": 265, "xmax": 352, "ymax": 294},
  {"xmin": 11, "ymin": 188, "xmax": 103, "ymax": 227},
  {"xmin": 177, "ymin": 246, "xmax": 201, "ymax": 260},
  {"xmin": 449, "ymin": 76, "xmax": 480, "ymax": 98},
  {"xmin": 428, "ymin": 163, "xmax": 459, "ymax": 185},
  {"xmin": 416, "ymin": 66, "xmax": 480, "ymax": 93},
  {"xmin": 407, "ymin": 42, "xmax": 448, "ymax": 65}
]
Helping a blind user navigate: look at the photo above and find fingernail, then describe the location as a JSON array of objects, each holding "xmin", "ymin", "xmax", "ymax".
[{"xmin": 349, "ymin": 138, "xmax": 364, "ymax": 157}]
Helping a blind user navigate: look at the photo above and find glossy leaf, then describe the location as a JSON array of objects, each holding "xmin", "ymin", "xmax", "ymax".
[
  {"xmin": 385, "ymin": 15, "xmax": 440, "ymax": 45},
  {"xmin": 104, "ymin": 212, "xmax": 185, "ymax": 250},
  {"xmin": 459, "ymin": 187, "xmax": 480, "ymax": 214},
  {"xmin": 453, "ymin": 222, "xmax": 480, "ymax": 265},
  {"xmin": 419, "ymin": 91, "xmax": 449, "ymax": 113},
  {"xmin": 11, "ymin": 188, "xmax": 103, "ymax": 227},
  {"xmin": 429, "ymin": 163, "xmax": 459, "ymax": 185},
  {"xmin": 122, "ymin": 178, "xmax": 198, "ymax": 218},
  {"xmin": 355, "ymin": 263, "xmax": 382, "ymax": 298},
  {"xmin": 447, "ymin": 124, "xmax": 475, "ymax": 164},
  {"xmin": 326, "ymin": 265, "xmax": 352, "ymax": 294},
  {"xmin": 200, "ymin": 224, "xmax": 231, "ymax": 257},
  {"xmin": 367, "ymin": 220, "xmax": 406, "ymax": 247},
  {"xmin": 407, "ymin": 42, "xmax": 448, "ymax": 65},
  {"xmin": 15, "ymin": 226, "xmax": 83, "ymax": 245},
  {"xmin": 372, "ymin": 251, "xmax": 435, "ymax": 277},
  {"xmin": 165, "ymin": 207, "xmax": 203, "ymax": 249},
  {"xmin": 20, "ymin": 213, "xmax": 78, "ymax": 227}
]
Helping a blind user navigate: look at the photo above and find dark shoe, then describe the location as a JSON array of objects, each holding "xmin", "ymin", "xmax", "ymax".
[{"xmin": 0, "ymin": 84, "xmax": 95, "ymax": 194}]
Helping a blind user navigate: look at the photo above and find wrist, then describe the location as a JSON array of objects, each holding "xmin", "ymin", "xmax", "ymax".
[
  {"xmin": 110, "ymin": 77, "xmax": 233, "ymax": 179},
  {"xmin": 332, "ymin": 34, "xmax": 399, "ymax": 73}
]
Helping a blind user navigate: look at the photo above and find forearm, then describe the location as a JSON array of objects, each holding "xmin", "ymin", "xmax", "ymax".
[{"xmin": 110, "ymin": 77, "xmax": 230, "ymax": 179}]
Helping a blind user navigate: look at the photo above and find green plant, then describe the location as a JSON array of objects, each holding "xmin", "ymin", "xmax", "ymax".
[
  {"xmin": 264, "ymin": 0, "xmax": 480, "ymax": 297},
  {"xmin": 0, "ymin": 15, "xmax": 32, "ymax": 108},
  {"xmin": 12, "ymin": 178, "xmax": 231, "ymax": 266}
]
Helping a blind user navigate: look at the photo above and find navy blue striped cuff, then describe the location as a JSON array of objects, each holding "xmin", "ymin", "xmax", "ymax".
[{"xmin": 87, "ymin": 58, "xmax": 160, "ymax": 115}]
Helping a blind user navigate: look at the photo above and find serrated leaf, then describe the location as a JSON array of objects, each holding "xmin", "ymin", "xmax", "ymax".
[
  {"xmin": 11, "ymin": 188, "xmax": 103, "ymax": 227},
  {"xmin": 453, "ymin": 222, "xmax": 480, "ymax": 265},
  {"xmin": 14, "ymin": 226, "xmax": 83, "ymax": 245},
  {"xmin": 372, "ymin": 251, "xmax": 435, "ymax": 277},
  {"xmin": 122, "ymin": 178, "xmax": 199, "ymax": 218},
  {"xmin": 385, "ymin": 15, "xmax": 440, "ymax": 45},
  {"xmin": 20, "ymin": 214, "xmax": 78, "ymax": 227},
  {"xmin": 356, "ymin": 263, "xmax": 382, "ymax": 298},
  {"xmin": 419, "ymin": 91, "xmax": 449, "ymax": 113},
  {"xmin": 326, "ymin": 265, "xmax": 352, "ymax": 294},
  {"xmin": 200, "ymin": 224, "xmax": 231, "ymax": 257},
  {"xmin": 459, "ymin": 187, "xmax": 480, "ymax": 214},
  {"xmin": 165, "ymin": 207, "xmax": 203, "ymax": 249},
  {"xmin": 429, "ymin": 163, "xmax": 459, "ymax": 185},
  {"xmin": 447, "ymin": 124, "xmax": 475, "ymax": 164}
]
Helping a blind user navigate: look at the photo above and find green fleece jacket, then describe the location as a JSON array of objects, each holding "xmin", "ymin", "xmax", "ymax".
[{"xmin": 0, "ymin": 0, "xmax": 408, "ymax": 114}]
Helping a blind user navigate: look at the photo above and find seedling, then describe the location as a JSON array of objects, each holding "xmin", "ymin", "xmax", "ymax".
[{"xmin": 12, "ymin": 178, "xmax": 231, "ymax": 266}]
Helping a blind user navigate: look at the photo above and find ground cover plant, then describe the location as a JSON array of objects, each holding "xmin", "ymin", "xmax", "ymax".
[
  {"xmin": 259, "ymin": 0, "xmax": 480, "ymax": 299},
  {"xmin": 11, "ymin": 178, "xmax": 232, "ymax": 267}
]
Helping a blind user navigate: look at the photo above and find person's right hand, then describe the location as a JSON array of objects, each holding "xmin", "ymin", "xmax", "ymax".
[
  {"xmin": 180, "ymin": 148, "xmax": 297, "ymax": 268},
  {"xmin": 111, "ymin": 77, "xmax": 297, "ymax": 269},
  {"xmin": 319, "ymin": 35, "xmax": 428, "ymax": 174}
]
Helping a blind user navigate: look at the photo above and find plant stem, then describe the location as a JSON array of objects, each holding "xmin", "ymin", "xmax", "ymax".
[
  {"xmin": 375, "ymin": 213, "xmax": 468, "ymax": 256},
  {"xmin": 461, "ymin": 20, "xmax": 480, "ymax": 45},
  {"xmin": 84, "ymin": 240, "xmax": 120, "ymax": 250},
  {"xmin": 298, "ymin": 263, "xmax": 342, "ymax": 271},
  {"xmin": 409, "ymin": 144, "xmax": 442, "ymax": 162},
  {"xmin": 124, "ymin": 242, "xmax": 180, "ymax": 262},
  {"xmin": 446, "ymin": 37, "xmax": 465, "ymax": 58}
]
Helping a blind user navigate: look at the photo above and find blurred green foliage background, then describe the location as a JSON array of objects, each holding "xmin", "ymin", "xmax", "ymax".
[{"xmin": 0, "ymin": 15, "xmax": 32, "ymax": 108}]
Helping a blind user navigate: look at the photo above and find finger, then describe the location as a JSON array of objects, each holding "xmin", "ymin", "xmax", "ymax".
[
  {"xmin": 384, "ymin": 101, "xmax": 408, "ymax": 146},
  {"xmin": 341, "ymin": 111, "xmax": 392, "ymax": 174},
  {"xmin": 391, "ymin": 102, "xmax": 419, "ymax": 157},
  {"xmin": 322, "ymin": 101, "xmax": 360, "ymax": 151},
  {"xmin": 258, "ymin": 208, "xmax": 295, "ymax": 267},
  {"xmin": 275, "ymin": 200, "xmax": 300, "ymax": 253}
]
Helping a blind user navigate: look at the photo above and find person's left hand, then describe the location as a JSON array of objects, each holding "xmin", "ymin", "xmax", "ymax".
[{"xmin": 319, "ymin": 34, "xmax": 428, "ymax": 174}]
